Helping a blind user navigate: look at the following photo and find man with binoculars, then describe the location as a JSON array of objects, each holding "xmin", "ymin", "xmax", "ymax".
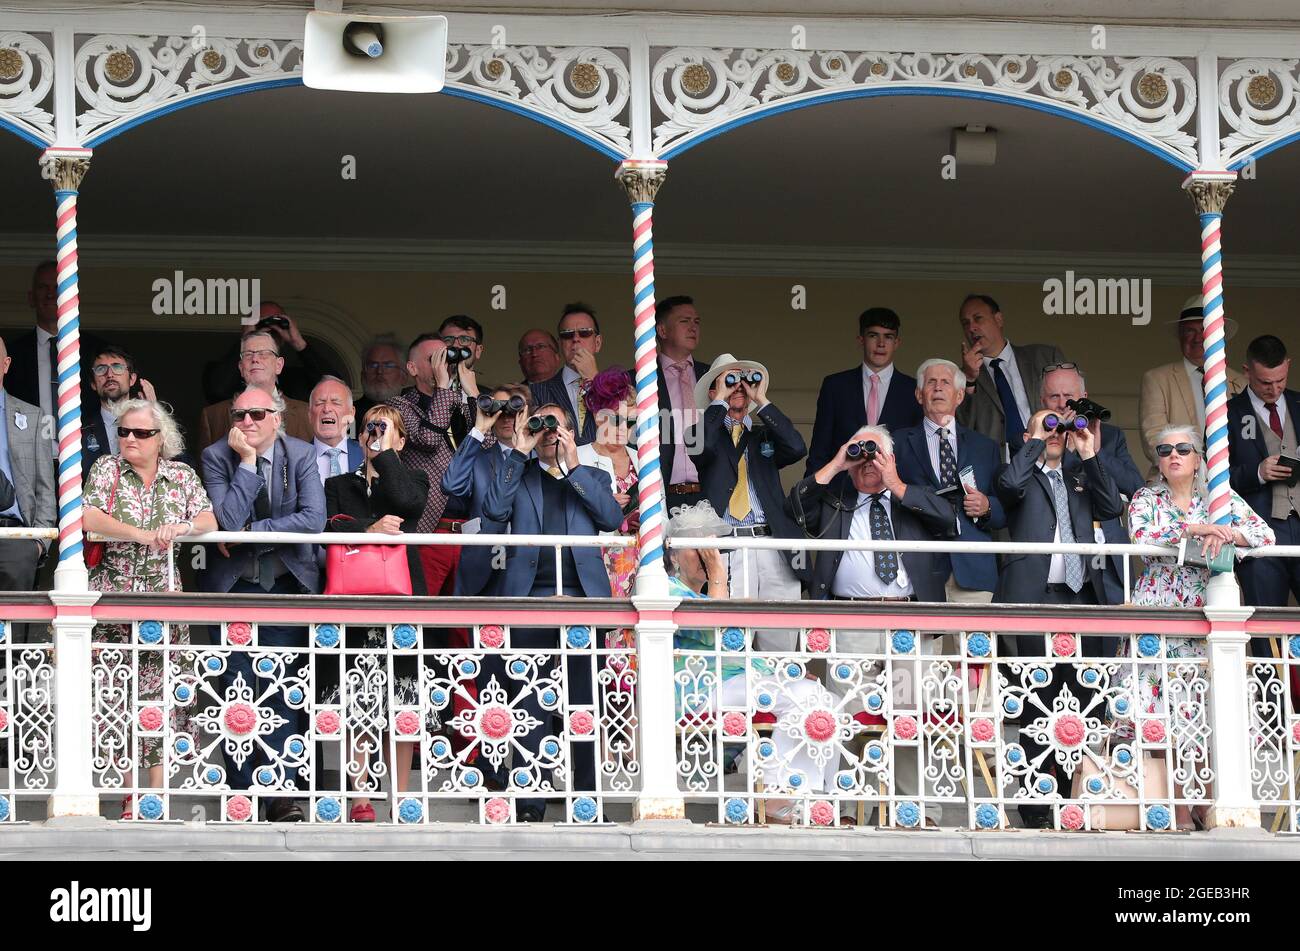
[{"xmin": 689, "ymin": 353, "xmax": 807, "ymax": 641}]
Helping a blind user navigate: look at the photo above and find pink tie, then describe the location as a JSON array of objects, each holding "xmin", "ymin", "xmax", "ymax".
[
  {"xmin": 867, "ymin": 372, "xmax": 880, "ymax": 426},
  {"xmin": 670, "ymin": 361, "xmax": 699, "ymax": 483}
]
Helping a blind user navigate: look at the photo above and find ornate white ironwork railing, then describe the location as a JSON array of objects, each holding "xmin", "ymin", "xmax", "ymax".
[
  {"xmin": 1245, "ymin": 614, "xmax": 1300, "ymax": 834},
  {"xmin": 0, "ymin": 606, "xmax": 56, "ymax": 823}
]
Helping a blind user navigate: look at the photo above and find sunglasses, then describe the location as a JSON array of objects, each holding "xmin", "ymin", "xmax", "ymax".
[
  {"xmin": 558, "ymin": 328, "xmax": 597, "ymax": 340},
  {"xmin": 1155, "ymin": 442, "xmax": 1196, "ymax": 457},
  {"xmin": 117, "ymin": 427, "xmax": 159, "ymax": 439},
  {"xmin": 92, "ymin": 362, "xmax": 129, "ymax": 376},
  {"xmin": 364, "ymin": 420, "xmax": 388, "ymax": 436},
  {"xmin": 1041, "ymin": 362, "xmax": 1082, "ymax": 376},
  {"xmin": 527, "ymin": 414, "xmax": 560, "ymax": 433},
  {"xmin": 230, "ymin": 408, "xmax": 274, "ymax": 422},
  {"xmin": 598, "ymin": 412, "xmax": 636, "ymax": 427}
]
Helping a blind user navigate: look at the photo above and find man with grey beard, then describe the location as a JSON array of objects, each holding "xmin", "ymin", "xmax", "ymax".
[{"xmin": 354, "ymin": 334, "xmax": 411, "ymax": 419}]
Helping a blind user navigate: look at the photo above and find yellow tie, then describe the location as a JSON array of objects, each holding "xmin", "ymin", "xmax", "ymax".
[
  {"xmin": 547, "ymin": 465, "xmax": 564, "ymax": 480},
  {"xmin": 576, "ymin": 381, "xmax": 588, "ymax": 434},
  {"xmin": 728, "ymin": 423, "xmax": 751, "ymax": 521}
]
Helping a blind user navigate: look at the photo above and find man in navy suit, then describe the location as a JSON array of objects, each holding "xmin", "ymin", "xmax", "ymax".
[
  {"xmin": 482, "ymin": 401, "xmax": 622, "ymax": 821},
  {"xmin": 688, "ymin": 353, "xmax": 807, "ymax": 643},
  {"xmin": 1228, "ymin": 335, "xmax": 1300, "ymax": 619},
  {"xmin": 806, "ymin": 307, "xmax": 922, "ymax": 476},
  {"xmin": 442, "ymin": 383, "xmax": 532, "ymax": 596},
  {"xmin": 307, "ymin": 376, "xmax": 364, "ymax": 485},
  {"xmin": 200, "ymin": 386, "xmax": 327, "ymax": 821},
  {"xmin": 1040, "ymin": 364, "xmax": 1145, "ymax": 612},
  {"xmin": 654, "ymin": 296, "xmax": 711, "ymax": 515},
  {"xmin": 528, "ymin": 303, "xmax": 603, "ymax": 446},
  {"xmin": 893, "ymin": 358, "xmax": 1004, "ymax": 603}
]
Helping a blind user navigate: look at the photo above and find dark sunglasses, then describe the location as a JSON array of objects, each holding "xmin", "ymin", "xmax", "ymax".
[
  {"xmin": 92, "ymin": 363, "xmax": 129, "ymax": 376},
  {"xmin": 527, "ymin": 414, "xmax": 560, "ymax": 433},
  {"xmin": 230, "ymin": 408, "xmax": 274, "ymax": 422},
  {"xmin": 117, "ymin": 427, "xmax": 159, "ymax": 439},
  {"xmin": 598, "ymin": 412, "xmax": 636, "ymax": 427},
  {"xmin": 558, "ymin": 328, "xmax": 597, "ymax": 340},
  {"xmin": 1155, "ymin": 442, "xmax": 1195, "ymax": 457},
  {"xmin": 364, "ymin": 420, "xmax": 388, "ymax": 436}
]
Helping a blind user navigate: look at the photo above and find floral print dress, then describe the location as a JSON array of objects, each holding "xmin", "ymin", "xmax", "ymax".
[
  {"xmin": 1116, "ymin": 482, "xmax": 1274, "ymax": 736},
  {"xmin": 84, "ymin": 454, "xmax": 214, "ymax": 767}
]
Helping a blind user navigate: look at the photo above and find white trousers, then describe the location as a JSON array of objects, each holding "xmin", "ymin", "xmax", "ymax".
[
  {"xmin": 718, "ymin": 672, "xmax": 839, "ymax": 794},
  {"xmin": 727, "ymin": 547, "xmax": 801, "ymax": 652}
]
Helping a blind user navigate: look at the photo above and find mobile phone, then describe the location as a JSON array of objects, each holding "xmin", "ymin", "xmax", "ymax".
[{"xmin": 1277, "ymin": 455, "xmax": 1300, "ymax": 486}]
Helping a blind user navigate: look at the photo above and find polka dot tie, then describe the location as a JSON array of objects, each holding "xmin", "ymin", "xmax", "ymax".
[
  {"xmin": 937, "ymin": 428, "xmax": 957, "ymax": 489},
  {"xmin": 869, "ymin": 493, "xmax": 898, "ymax": 585}
]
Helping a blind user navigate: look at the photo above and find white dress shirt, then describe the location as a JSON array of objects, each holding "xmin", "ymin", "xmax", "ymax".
[
  {"xmin": 983, "ymin": 340, "xmax": 1032, "ymax": 429},
  {"xmin": 1038, "ymin": 460, "xmax": 1067, "ymax": 584},
  {"xmin": 1184, "ymin": 358, "xmax": 1207, "ymax": 428},
  {"xmin": 861, "ymin": 362, "xmax": 894, "ymax": 426},
  {"xmin": 313, "ymin": 437, "xmax": 348, "ymax": 485},
  {"xmin": 1248, "ymin": 386, "xmax": 1287, "ymax": 430},
  {"xmin": 831, "ymin": 490, "xmax": 913, "ymax": 598}
]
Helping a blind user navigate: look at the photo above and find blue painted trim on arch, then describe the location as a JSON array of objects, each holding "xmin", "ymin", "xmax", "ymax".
[
  {"xmin": 0, "ymin": 113, "xmax": 50, "ymax": 149},
  {"xmin": 659, "ymin": 85, "xmax": 1195, "ymax": 172},
  {"xmin": 82, "ymin": 74, "xmax": 623, "ymax": 159},
  {"xmin": 1228, "ymin": 129, "xmax": 1300, "ymax": 169}
]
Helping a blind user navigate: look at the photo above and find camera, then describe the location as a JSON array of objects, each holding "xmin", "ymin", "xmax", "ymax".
[
  {"xmin": 845, "ymin": 439, "xmax": 878, "ymax": 461},
  {"xmin": 476, "ymin": 394, "xmax": 526, "ymax": 416},
  {"xmin": 724, "ymin": 370, "xmax": 763, "ymax": 388},
  {"xmin": 527, "ymin": 414, "xmax": 560, "ymax": 433},
  {"xmin": 444, "ymin": 345, "xmax": 473, "ymax": 365}
]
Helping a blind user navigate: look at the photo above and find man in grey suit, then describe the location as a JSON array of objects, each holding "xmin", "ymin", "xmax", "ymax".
[
  {"xmin": 0, "ymin": 337, "xmax": 56, "ymax": 620},
  {"xmin": 200, "ymin": 385, "xmax": 325, "ymax": 821},
  {"xmin": 956, "ymin": 294, "xmax": 1067, "ymax": 462}
]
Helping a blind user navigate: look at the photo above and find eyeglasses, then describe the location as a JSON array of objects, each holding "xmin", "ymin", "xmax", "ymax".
[
  {"xmin": 558, "ymin": 328, "xmax": 597, "ymax": 340},
  {"xmin": 92, "ymin": 363, "xmax": 128, "ymax": 376},
  {"xmin": 1155, "ymin": 442, "xmax": 1196, "ymax": 457},
  {"xmin": 1041, "ymin": 363, "xmax": 1082, "ymax": 376},
  {"xmin": 117, "ymin": 427, "xmax": 159, "ymax": 439},
  {"xmin": 518, "ymin": 343, "xmax": 557, "ymax": 355},
  {"xmin": 239, "ymin": 349, "xmax": 278, "ymax": 362},
  {"xmin": 364, "ymin": 420, "xmax": 388, "ymax": 436},
  {"xmin": 365, "ymin": 360, "xmax": 399, "ymax": 372},
  {"xmin": 441, "ymin": 334, "xmax": 478, "ymax": 347},
  {"xmin": 230, "ymin": 408, "xmax": 274, "ymax": 422}
]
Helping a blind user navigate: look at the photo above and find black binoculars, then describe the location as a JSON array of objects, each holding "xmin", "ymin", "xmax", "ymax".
[
  {"xmin": 1044, "ymin": 397, "xmax": 1112, "ymax": 434},
  {"xmin": 255, "ymin": 315, "xmax": 290, "ymax": 332},
  {"xmin": 724, "ymin": 370, "xmax": 763, "ymax": 387},
  {"xmin": 444, "ymin": 345, "xmax": 474, "ymax": 365},
  {"xmin": 477, "ymin": 394, "xmax": 526, "ymax": 416},
  {"xmin": 527, "ymin": 414, "xmax": 560, "ymax": 433},
  {"xmin": 845, "ymin": 439, "xmax": 878, "ymax": 460}
]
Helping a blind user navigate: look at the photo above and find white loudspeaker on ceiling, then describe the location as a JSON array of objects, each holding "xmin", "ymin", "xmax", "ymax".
[{"xmin": 303, "ymin": 11, "xmax": 448, "ymax": 93}]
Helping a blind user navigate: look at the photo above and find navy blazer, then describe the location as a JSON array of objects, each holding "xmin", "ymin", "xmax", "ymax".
[
  {"xmin": 441, "ymin": 432, "xmax": 510, "ymax": 596},
  {"xmin": 199, "ymin": 434, "xmax": 327, "ymax": 594},
  {"xmin": 1063, "ymin": 423, "xmax": 1145, "ymax": 604},
  {"xmin": 994, "ymin": 438, "xmax": 1123, "ymax": 605},
  {"xmin": 82, "ymin": 403, "xmax": 112, "ymax": 482},
  {"xmin": 656, "ymin": 357, "xmax": 711, "ymax": 487},
  {"xmin": 689, "ymin": 401, "xmax": 808, "ymax": 575},
  {"xmin": 786, "ymin": 474, "xmax": 957, "ymax": 602},
  {"xmin": 529, "ymin": 371, "xmax": 597, "ymax": 446},
  {"xmin": 3, "ymin": 327, "xmax": 106, "ymax": 415},
  {"xmin": 482, "ymin": 450, "xmax": 623, "ymax": 598},
  {"xmin": 806, "ymin": 366, "xmax": 922, "ymax": 476},
  {"xmin": 1227, "ymin": 388, "xmax": 1300, "ymax": 522},
  {"xmin": 892, "ymin": 421, "xmax": 1005, "ymax": 593}
]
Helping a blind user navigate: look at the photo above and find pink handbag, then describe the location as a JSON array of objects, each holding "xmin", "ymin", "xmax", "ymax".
[{"xmin": 323, "ymin": 514, "xmax": 412, "ymax": 596}]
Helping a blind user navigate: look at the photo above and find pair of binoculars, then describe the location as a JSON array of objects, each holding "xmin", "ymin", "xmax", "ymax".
[
  {"xmin": 527, "ymin": 414, "xmax": 560, "ymax": 433},
  {"xmin": 476, "ymin": 394, "xmax": 526, "ymax": 416},
  {"xmin": 1044, "ymin": 397, "xmax": 1112, "ymax": 434},
  {"xmin": 725, "ymin": 370, "xmax": 763, "ymax": 387},
  {"xmin": 444, "ymin": 345, "xmax": 473, "ymax": 365},
  {"xmin": 846, "ymin": 439, "xmax": 878, "ymax": 460}
]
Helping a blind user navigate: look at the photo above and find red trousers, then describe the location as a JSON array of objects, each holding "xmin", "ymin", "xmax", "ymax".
[{"xmin": 417, "ymin": 537, "xmax": 476, "ymax": 751}]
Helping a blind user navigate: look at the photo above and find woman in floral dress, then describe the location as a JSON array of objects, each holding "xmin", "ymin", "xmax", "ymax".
[
  {"xmin": 1119, "ymin": 424, "xmax": 1273, "ymax": 759},
  {"xmin": 83, "ymin": 399, "xmax": 216, "ymax": 814}
]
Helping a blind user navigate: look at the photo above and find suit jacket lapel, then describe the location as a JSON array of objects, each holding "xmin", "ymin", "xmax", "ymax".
[
  {"xmin": 1013, "ymin": 344, "xmax": 1037, "ymax": 396},
  {"xmin": 906, "ymin": 427, "xmax": 939, "ymax": 488},
  {"xmin": 524, "ymin": 462, "xmax": 544, "ymax": 521}
]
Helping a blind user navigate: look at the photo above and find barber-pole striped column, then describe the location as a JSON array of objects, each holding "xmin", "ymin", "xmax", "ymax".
[
  {"xmin": 43, "ymin": 149, "xmax": 92, "ymax": 585},
  {"xmin": 616, "ymin": 160, "xmax": 669, "ymax": 594},
  {"xmin": 1184, "ymin": 171, "xmax": 1236, "ymax": 527}
]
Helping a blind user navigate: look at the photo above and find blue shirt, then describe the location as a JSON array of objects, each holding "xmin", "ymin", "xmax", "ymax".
[{"xmin": 0, "ymin": 390, "xmax": 24, "ymax": 521}]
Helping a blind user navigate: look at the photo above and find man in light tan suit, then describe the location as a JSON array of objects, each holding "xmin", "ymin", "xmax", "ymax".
[
  {"xmin": 1138, "ymin": 294, "xmax": 1245, "ymax": 478},
  {"xmin": 197, "ymin": 328, "xmax": 312, "ymax": 453}
]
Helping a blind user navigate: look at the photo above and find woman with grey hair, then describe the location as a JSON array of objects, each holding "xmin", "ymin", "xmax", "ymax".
[{"xmin": 83, "ymin": 398, "xmax": 217, "ymax": 817}]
